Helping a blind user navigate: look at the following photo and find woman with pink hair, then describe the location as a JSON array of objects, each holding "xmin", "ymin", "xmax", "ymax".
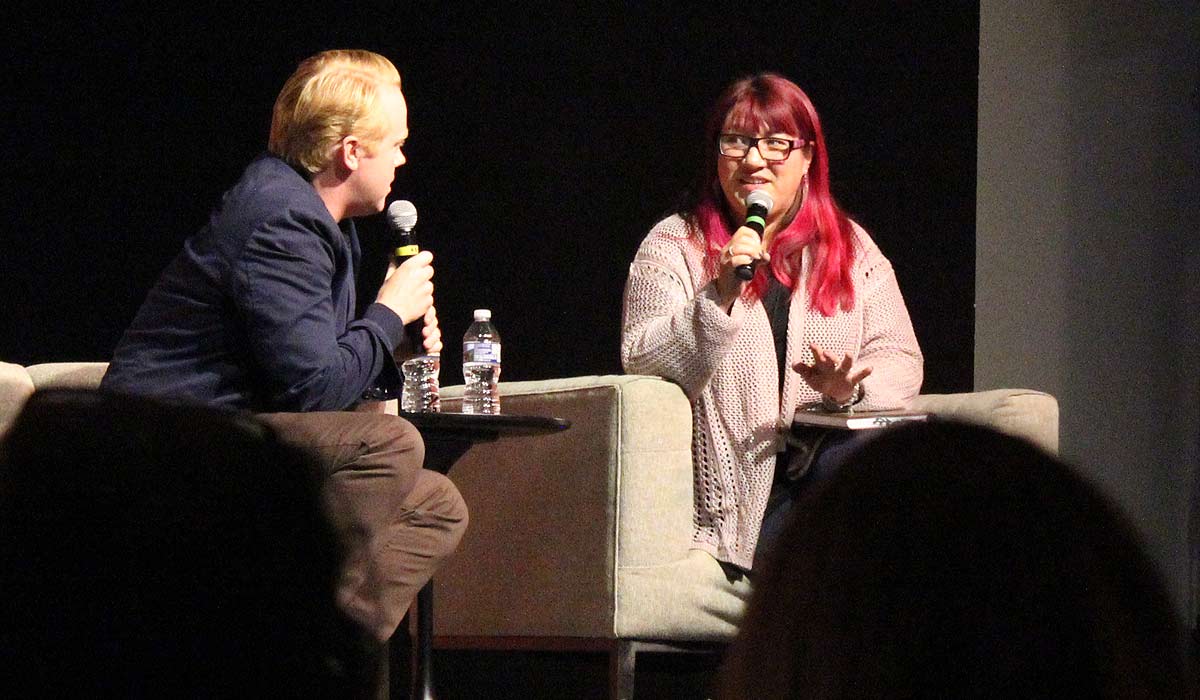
[{"xmin": 621, "ymin": 73, "xmax": 923, "ymax": 573}]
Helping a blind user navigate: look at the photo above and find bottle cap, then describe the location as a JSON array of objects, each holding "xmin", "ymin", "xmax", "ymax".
[{"xmin": 473, "ymin": 309, "xmax": 491, "ymax": 321}]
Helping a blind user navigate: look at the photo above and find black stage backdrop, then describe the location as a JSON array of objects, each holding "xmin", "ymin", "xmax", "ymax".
[{"xmin": 2, "ymin": 3, "xmax": 977, "ymax": 392}]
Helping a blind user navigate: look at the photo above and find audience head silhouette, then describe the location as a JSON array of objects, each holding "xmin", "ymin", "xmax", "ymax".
[
  {"xmin": 0, "ymin": 389, "xmax": 367, "ymax": 697},
  {"xmin": 720, "ymin": 420, "xmax": 1190, "ymax": 698}
]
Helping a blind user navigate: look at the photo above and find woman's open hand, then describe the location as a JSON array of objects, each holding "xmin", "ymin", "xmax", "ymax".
[{"xmin": 793, "ymin": 342, "xmax": 872, "ymax": 404}]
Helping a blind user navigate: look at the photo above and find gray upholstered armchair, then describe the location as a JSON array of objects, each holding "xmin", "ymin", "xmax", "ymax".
[{"xmin": 432, "ymin": 375, "xmax": 1059, "ymax": 699}]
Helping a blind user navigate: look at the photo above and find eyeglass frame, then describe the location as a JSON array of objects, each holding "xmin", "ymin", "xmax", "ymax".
[{"xmin": 717, "ymin": 133, "xmax": 810, "ymax": 161}]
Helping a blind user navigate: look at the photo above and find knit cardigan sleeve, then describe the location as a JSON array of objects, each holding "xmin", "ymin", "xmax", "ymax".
[
  {"xmin": 620, "ymin": 216, "xmax": 745, "ymax": 400},
  {"xmin": 852, "ymin": 228, "xmax": 924, "ymax": 410}
]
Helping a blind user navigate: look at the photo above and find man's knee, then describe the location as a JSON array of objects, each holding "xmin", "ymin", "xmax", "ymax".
[
  {"xmin": 405, "ymin": 471, "xmax": 469, "ymax": 549},
  {"xmin": 424, "ymin": 471, "xmax": 468, "ymax": 528}
]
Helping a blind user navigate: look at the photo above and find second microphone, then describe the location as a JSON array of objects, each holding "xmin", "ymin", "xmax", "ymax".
[{"xmin": 734, "ymin": 189, "xmax": 775, "ymax": 281}]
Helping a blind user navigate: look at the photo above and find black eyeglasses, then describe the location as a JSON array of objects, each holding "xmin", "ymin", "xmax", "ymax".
[{"xmin": 718, "ymin": 134, "xmax": 809, "ymax": 161}]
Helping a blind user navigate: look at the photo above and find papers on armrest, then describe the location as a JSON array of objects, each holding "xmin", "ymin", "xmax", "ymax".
[{"xmin": 793, "ymin": 408, "xmax": 930, "ymax": 430}]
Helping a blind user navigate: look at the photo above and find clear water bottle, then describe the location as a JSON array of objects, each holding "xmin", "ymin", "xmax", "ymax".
[
  {"xmin": 462, "ymin": 309, "xmax": 502, "ymax": 414},
  {"xmin": 400, "ymin": 354, "xmax": 441, "ymax": 413}
]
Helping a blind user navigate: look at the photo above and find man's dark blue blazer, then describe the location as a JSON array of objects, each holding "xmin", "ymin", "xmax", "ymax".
[{"xmin": 103, "ymin": 154, "xmax": 404, "ymax": 411}]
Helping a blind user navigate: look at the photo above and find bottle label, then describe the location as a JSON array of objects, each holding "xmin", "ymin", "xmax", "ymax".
[{"xmin": 464, "ymin": 341, "xmax": 501, "ymax": 364}]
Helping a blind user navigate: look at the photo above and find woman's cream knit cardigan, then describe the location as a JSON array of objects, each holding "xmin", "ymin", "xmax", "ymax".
[{"xmin": 621, "ymin": 215, "xmax": 923, "ymax": 569}]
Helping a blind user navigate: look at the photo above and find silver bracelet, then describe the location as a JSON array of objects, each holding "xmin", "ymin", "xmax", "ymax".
[{"xmin": 821, "ymin": 383, "xmax": 863, "ymax": 412}]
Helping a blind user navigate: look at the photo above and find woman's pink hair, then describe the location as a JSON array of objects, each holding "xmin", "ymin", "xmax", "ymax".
[{"xmin": 688, "ymin": 73, "xmax": 857, "ymax": 315}]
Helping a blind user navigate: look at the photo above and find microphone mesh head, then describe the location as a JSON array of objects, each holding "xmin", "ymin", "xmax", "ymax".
[
  {"xmin": 746, "ymin": 189, "xmax": 774, "ymax": 213},
  {"xmin": 386, "ymin": 200, "xmax": 418, "ymax": 232}
]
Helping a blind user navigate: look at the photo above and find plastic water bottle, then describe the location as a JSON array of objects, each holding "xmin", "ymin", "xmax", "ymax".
[
  {"xmin": 462, "ymin": 309, "xmax": 501, "ymax": 414},
  {"xmin": 400, "ymin": 354, "xmax": 440, "ymax": 413}
]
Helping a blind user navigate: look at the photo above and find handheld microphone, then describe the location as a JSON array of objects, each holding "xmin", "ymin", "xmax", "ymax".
[
  {"xmin": 385, "ymin": 200, "xmax": 431, "ymax": 354},
  {"xmin": 387, "ymin": 199, "xmax": 419, "ymax": 261},
  {"xmin": 734, "ymin": 189, "xmax": 774, "ymax": 281}
]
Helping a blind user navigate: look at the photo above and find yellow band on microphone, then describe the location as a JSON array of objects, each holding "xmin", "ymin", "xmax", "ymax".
[{"xmin": 395, "ymin": 244, "xmax": 419, "ymax": 257}]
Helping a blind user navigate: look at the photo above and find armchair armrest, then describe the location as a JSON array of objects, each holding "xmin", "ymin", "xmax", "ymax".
[
  {"xmin": 2, "ymin": 362, "xmax": 110, "ymax": 438},
  {"xmin": 910, "ymin": 388, "xmax": 1059, "ymax": 454},
  {"xmin": 0, "ymin": 362, "xmax": 36, "ymax": 437},
  {"xmin": 25, "ymin": 362, "xmax": 110, "ymax": 391}
]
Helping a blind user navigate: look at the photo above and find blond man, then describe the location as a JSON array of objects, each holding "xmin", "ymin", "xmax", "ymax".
[{"xmin": 102, "ymin": 50, "xmax": 466, "ymax": 684}]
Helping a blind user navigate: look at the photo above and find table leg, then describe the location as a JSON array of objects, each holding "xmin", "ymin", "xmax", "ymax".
[
  {"xmin": 398, "ymin": 425, "xmax": 501, "ymax": 700},
  {"xmin": 412, "ymin": 580, "xmax": 436, "ymax": 699},
  {"xmin": 409, "ymin": 435, "xmax": 471, "ymax": 700}
]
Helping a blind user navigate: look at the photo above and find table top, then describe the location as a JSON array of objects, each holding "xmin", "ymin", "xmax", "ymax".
[{"xmin": 398, "ymin": 411, "xmax": 570, "ymax": 437}]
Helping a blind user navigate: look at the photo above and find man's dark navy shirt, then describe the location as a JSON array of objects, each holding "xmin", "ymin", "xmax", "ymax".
[{"xmin": 102, "ymin": 154, "xmax": 404, "ymax": 412}]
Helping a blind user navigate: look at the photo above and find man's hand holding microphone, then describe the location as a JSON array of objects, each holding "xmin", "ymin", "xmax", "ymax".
[{"xmin": 375, "ymin": 200, "xmax": 442, "ymax": 357}]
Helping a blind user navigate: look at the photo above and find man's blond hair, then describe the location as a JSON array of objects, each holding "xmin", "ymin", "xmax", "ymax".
[{"xmin": 268, "ymin": 50, "xmax": 402, "ymax": 174}]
